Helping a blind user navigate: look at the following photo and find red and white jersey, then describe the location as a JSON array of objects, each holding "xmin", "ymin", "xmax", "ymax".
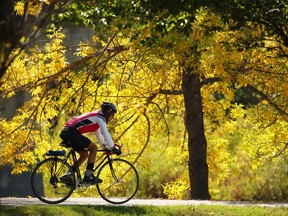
[{"xmin": 65, "ymin": 110, "xmax": 114, "ymax": 148}]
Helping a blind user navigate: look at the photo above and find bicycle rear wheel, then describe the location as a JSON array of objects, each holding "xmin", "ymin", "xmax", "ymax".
[
  {"xmin": 31, "ymin": 158, "xmax": 75, "ymax": 204},
  {"xmin": 96, "ymin": 158, "xmax": 139, "ymax": 204}
]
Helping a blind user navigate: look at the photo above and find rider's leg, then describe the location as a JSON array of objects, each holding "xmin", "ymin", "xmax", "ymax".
[
  {"xmin": 87, "ymin": 142, "xmax": 97, "ymax": 163},
  {"xmin": 61, "ymin": 150, "xmax": 88, "ymax": 178},
  {"xmin": 84, "ymin": 142, "xmax": 97, "ymax": 176},
  {"xmin": 83, "ymin": 142, "xmax": 102, "ymax": 183},
  {"xmin": 73, "ymin": 150, "xmax": 89, "ymax": 171}
]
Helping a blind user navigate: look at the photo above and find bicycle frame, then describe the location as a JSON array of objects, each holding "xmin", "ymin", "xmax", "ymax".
[
  {"xmin": 31, "ymin": 144, "xmax": 139, "ymax": 204},
  {"xmin": 63, "ymin": 148, "xmax": 116, "ymax": 183}
]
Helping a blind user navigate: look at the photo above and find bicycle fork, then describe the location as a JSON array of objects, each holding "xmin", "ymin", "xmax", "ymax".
[{"xmin": 108, "ymin": 158, "xmax": 120, "ymax": 183}]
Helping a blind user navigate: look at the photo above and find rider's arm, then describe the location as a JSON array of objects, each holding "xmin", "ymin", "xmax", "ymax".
[
  {"xmin": 95, "ymin": 129, "xmax": 105, "ymax": 147},
  {"xmin": 95, "ymin": 115, "xmax": 114, "ymax": 149}
]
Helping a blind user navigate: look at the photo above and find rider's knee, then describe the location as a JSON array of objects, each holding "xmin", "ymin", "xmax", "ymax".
[{"xmin": 88, "ymin": 142, "xmax": 97, "ymax": 151}]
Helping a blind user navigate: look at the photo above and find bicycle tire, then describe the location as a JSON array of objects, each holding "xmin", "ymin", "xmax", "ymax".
[
  {"xmin": 96, "ymin": 158, "xmax": 139, "ymax": 204},
  {"xmin": 31, "ymin": 158, "xmax": 75, "ymax": 204}
]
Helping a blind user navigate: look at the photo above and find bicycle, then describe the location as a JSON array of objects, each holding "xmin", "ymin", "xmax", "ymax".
[{"xmin": 31, "ymin": 143, "xmax": 139, "ymax": 204}]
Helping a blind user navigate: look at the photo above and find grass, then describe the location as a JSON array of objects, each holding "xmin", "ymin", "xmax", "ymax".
[{"xmin": 1, "ymin": 205, "xmax": 287, "ymax": 216}]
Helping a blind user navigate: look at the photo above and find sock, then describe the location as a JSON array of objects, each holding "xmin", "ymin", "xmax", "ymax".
[
  {"xmin": 85, "ymin": 169, "xmax": 93, "ymax": 177},
  {"xmin": 86, "ymin": 163, "xmax": 94, "ymax": 170},
  {"xmin": 85, "ymin": 163, "xmax": 94, "ymax": 176}
]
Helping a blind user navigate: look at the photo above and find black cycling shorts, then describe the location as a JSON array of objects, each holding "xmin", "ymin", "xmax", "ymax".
[{"xmin": 60, "ymin": 126, "xmax": 91, "ymax": 151}]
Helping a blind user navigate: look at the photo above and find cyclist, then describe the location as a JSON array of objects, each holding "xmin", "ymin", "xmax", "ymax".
[{"xmin": 59, "ymin": 102, "xmax": 121, "ymax": 184}]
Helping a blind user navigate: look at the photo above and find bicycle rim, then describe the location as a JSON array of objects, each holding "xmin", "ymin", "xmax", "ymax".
[
  {"xmin": 31, "ymin": 158, "xmax": 75, "ymax": 204},
  {"xmin": 96, "ymin": 158, "xmax": 139, "ymax": 204}
]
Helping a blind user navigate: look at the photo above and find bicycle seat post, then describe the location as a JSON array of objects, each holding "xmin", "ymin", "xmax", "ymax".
[{"xmin": 69, "ymin": 150, "xmax": 81, "ymax": 181}]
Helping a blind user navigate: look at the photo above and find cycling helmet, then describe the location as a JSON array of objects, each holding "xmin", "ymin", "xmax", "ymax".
[{"xmin": 101, "ymin": 102, "xmax": 117, "ymax": 117}]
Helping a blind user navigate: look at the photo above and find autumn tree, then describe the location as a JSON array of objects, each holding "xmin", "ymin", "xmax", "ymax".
[
  {"xmin": 0, "ymin": 1, "xmax": 126, "ymax": 175},
  {"xmin": 0, "ymin": 0, "xmax": 287, "ymax": 201},
  {"xmin": 57, "ymin": 0, "xmax": 287, "ymax": 200},
  {"xmin": 0, "ymin": 0, "xmax": 76, "ymax": 80}
]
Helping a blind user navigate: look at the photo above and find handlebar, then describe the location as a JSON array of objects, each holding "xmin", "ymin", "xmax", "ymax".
[
  {"xmin": 103, "ymin": 143, "xmax": 122, "ymax": 155},
  {"xmin": 115, "ymin": 144, "xmax": 122, "ymax": 149}
]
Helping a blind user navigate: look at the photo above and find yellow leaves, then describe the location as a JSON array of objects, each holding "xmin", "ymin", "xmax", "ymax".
[
  {"xmin": 76, "ymin": 42, "xmax": 95, "ymax": 57},
  {"xmin": 14, "ymin": 2, "xmax": 25, "ymax": 15},
  {"xmin": 163, "ymin": 170, "xmax": 190, "ymax": 200},
  {"xmin": 222, "ymin": 121, "xmax": 237, "ymax": 134},
  {"xmin": 237, "ymin": 74, "xmax": 249, "ymax": 87},
  {"xmin": 15, "ymin": 151, "xmax": 36, "ymax": 165},
  {"xmin": 214, "ymin": 63, "xmax": 225, "ymax": 77},
  {"xmin": 207, "ymin": 136, "xmax": 236, "ymax": 182},
  {"xmin": 1, "ymin": 5, "xmax": 287, "ymax": 200},
  {"xmin": 232, "ymin": 107, "xmax": 288, "ymax": 164},
  {"xmin": 11, "ymin": 164, "xmax": 27, "ymax": 174},
  {"xmin": 282, "ymin": 78, "xmax": 288, "ymax": 98},
  {"xmin": 2, "ymin": 32, "xmax": 70, "ymax": 108},
  {"xmin": 0, "ymin": 113, "xmax": 51, "ymax": 173},
  {"xmin": 47, "ymin": 28, "xmax": 66, "ymax": 40},
  {"xmin": 14, "ymin": 1, "xmax": 45, "ymax": 16},
  {"xmin": 0, "ymin": 28, "xmax": 75, "ymax": 173},
  {"xmin": 230, "ymin": 104, "xmax": 245, "ymax": 119}
]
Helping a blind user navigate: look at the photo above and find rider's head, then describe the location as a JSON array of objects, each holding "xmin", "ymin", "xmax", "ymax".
[{"xmin": 101, "ymin": 102, "xmax": 117, "ymax": 122}]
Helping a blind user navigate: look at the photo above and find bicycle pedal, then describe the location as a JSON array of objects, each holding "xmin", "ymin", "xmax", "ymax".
[{"xmin": 77, "ymin": 183, "xmax": 90, "ymax": 188}]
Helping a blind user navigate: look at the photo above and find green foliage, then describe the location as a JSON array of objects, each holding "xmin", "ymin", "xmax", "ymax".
[
  {"xmin": 213, "ymin": 108, "xmax": 288, "ymax": 201},
  {"xmin": 211, "ymin": 0, "xmax": 288, "ymax": 46},
  {"xmin": 219, "ymin": 156, "xmax": 288, "ymax": 202},
  {"xmin": 1, "ymin": 204, "xmax": 287, "ymax": 216}
]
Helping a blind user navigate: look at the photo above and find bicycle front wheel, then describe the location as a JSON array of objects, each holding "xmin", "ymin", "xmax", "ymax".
[
  {"xmin": 96, "ymin": 158, "xmax": 139, "ymax": 204},
  {"xmin": 31, "ymin": 158, "xmax": 75, "ymax": 204}
]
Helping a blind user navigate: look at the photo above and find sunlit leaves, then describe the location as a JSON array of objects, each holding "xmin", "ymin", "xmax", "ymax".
[
  {"xmin": 163, "ymin": 170, "xmax": 190, "ymax": 200},
  {"xmin": 0, "ymin": 1, "xmax": 287, "ymax": 200},
  {"xmin": 0, "ymin": 30, "xmax": 70, "ymax": 172}
]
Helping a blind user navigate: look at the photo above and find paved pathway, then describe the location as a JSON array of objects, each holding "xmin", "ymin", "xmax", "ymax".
[{"xmin": 1, "ymin": 197, "xmax": 287, "ymax": 208}]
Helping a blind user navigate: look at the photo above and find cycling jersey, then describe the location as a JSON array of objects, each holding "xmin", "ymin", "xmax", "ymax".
[{"xmin": 65, "ymin": 110, "xmax": 114, "ymax": 148}]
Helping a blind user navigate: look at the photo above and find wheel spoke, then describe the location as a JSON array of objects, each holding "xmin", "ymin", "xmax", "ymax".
[
  {"xmin": 96, "ymin": 158, "xmax": 139, "ymax": 204},
  {"xmin": 31, "ymin": 158, "xmax": 75, "ymax": 204}
]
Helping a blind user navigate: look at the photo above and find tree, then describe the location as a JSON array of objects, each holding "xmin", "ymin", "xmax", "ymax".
[
  {"xmin": 0, "ymin": 0, "xmax": 76, "ymax": 80},
  {"xmin": 58, "ymin": 0, "xmax": 287, "ymax": 200},
  {"xmin": 69, "ymin": 0, "xmax": 287, "ymax": 200},
  {"xmin": 0, "ymin": 0, "xmax": 287, "ymax": 201},
  {"xmin": 211, "ymin": 0, "xmax": 288, "ymax": 47}
]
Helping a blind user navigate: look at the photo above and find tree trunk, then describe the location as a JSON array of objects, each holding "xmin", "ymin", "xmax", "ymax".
[{"xmin": 182, "ymin": 67, "xmax": 210, "ymax": 200}]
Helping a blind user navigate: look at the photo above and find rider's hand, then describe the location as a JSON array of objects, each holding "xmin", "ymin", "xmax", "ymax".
[
  {"xmin": 111, "ymin": 146, "xmax": 121, "ymax": 155},
  {"xmin": 101, "ymin": 143, "xmax": 108, "ymax": 150}
]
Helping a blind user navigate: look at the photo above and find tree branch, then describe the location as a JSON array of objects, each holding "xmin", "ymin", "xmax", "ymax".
[
  {"xmin": 247, "ymin": 84, "xmax": 288, "ymax": 117},
  {"xmin": 159, "ymin": 89, "xmax": 183, "ymax": 95},
  {"xmin": 200, "ymin": 77, "xmax": 222, "ymax": 87},
  {"xmin": 271, "ymin": 142, "xmax": 288, "ymax": 158}
]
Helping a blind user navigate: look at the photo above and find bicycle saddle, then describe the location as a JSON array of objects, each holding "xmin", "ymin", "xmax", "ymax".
[{"xmin": 44, "ymin": 150, "xmax": 66, "ymax": 156}]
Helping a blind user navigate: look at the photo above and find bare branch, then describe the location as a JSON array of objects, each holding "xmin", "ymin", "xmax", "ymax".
[
  {"xmin": 115, "ymin": 114, "xmax": 140, "ymax": 141},
  {"xmin": 131, "ymin": 112, "xmax": 150, "ymax": 166},
  {"xmin": 159, "ymin": 89, "xmax": 183, "ymax": 95},
  {"xmin": 200, "ymin": 77, "xmax": 222, "ymax": 87},
  {"xmin": 271, "ymin": 142, "xmax": 288, "ymax": 158},
  {"xmin": 158, "ymin": 77, "xmax": 222, "ymax": 96},
  {"xmin": 247, "ymin": 84, "xmax": 288, "ymax": 117}
]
